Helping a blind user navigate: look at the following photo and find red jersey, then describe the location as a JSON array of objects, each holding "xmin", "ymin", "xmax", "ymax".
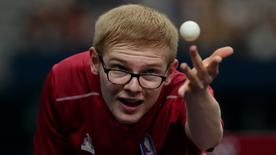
[{"xmin": 33, "ymin": 51, "xmax": 203, "ymax": 155}]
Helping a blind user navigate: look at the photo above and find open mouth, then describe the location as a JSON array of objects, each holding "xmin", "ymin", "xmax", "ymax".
[
  {"xmin": 117, "ymin": 97, "xmax": 143, "ymax": 113},
  {"xmin": 118, "ymin": 97, "xmax": 143, "ymax": 107}
]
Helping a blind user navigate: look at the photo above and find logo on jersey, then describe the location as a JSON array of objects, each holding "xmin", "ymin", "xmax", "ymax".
[
  {"xmin": 81, "ymin": 133, "xmax": 95, "ymax": 155},
  {"xmin": 140, "ymin": 133, "xmax": 156, "ymax": 155}
]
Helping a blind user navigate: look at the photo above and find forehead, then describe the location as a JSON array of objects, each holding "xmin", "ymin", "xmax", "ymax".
[{"xmin": 103, "ymin": 44, "xmax": 170, "ymax": 63}]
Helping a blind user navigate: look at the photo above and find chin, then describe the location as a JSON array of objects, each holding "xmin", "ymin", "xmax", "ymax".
[{"xmin": 116, "ymin": 114, "xmax": 141, "ymax": 125}]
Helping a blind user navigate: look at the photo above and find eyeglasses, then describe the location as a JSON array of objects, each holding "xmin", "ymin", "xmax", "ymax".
[{"xmin": 98, "ymin": 56, "xmax": 167, "ymax": 89}]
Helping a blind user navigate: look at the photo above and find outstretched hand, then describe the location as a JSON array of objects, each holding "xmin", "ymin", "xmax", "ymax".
[{"xmin": 178, "ymin": 45, "xmax": 234, "ymax": 97}]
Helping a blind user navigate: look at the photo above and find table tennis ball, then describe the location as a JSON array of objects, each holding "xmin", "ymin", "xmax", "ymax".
[{"xmin": 180, "ymin": 20, "xmax": 200, "ymax": 42}]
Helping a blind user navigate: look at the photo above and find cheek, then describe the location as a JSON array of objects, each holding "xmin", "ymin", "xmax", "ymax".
[
  {"xmin": 144, "ymin": 89, "xmax": 162, "ymax": 107},
  {"xmin": 100, "ymin": 74, "xmax": 119, "ymax": 101},
  {"xmin": 100, "ymin": 75, "xmax": 112, "ymax": 98}
]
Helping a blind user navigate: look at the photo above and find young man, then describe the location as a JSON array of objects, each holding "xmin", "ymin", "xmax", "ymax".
[{"xmin": 33, "ymin": 4, "xmax": 233, "ymax": 155}]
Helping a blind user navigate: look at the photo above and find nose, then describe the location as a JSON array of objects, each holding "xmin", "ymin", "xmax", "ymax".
[{"xmin": 123, "ymin": 76, "xmax": 142, "ymax": 93}]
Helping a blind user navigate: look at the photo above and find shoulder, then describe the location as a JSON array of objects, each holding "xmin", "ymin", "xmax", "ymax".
[
  {"xmin": 46, "ymin": 51, "xmax": 100, "ymax": 99},
  {"xmin": 51, "ymin": 51, "xmax": 90, "ymax": 84},
  {"xmin": 52, "ymin": 51, "xmax": 90, "ymax": 73},
  {"xmin": 157, "ymin": 71, "xmax": 187, "ymax": 117},
  {"xmin": 170, "ymin": 70, "xmax": 186, "ymax": 86},
  {"xmin": 162, "ymin": 70, "xmax": 186, "ymax": 97}
]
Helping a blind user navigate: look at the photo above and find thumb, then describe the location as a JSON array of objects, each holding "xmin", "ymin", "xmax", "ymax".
[{"xmin": 178, "ymin": 81, "xmax": 189, "ymax": 98}]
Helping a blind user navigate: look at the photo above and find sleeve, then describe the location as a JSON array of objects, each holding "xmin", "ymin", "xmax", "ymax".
[
  {"xmin": 159, "ymin": 84, "xmax": 202, "ymax": 155},
  {"xmin": 160, "ymin": 119, "xmax": 202, "ymax": 155},
  {"xmin": 33, "ymin": 69, "xmax": 73, "ymax": 155},
  {"xmin": 166, "ymin": 85, "xmax": 217, "ymax": 154}
]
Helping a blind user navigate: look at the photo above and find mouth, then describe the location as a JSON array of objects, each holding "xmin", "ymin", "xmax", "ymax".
[{"xmin": 118, "ymin": 97, "xmax": 143, "ymax": 113}]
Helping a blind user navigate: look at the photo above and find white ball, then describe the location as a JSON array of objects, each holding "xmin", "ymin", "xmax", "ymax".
[{"xmin": 180, "ymin": 20, "xmax": 200, "ymax": 42}]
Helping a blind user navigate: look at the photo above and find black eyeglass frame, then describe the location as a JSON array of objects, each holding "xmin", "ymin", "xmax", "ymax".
[{"xmin": 97, "ymin": 55, "xmax": 167, "ymax": 89}]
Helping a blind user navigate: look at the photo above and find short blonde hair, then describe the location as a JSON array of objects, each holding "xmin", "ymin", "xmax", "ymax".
[{"xmin": 93, "ymin": 4, "xmax": 178, "ymax": 63}]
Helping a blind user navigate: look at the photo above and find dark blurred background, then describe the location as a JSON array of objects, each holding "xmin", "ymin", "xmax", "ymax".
[{"xmin": 0, "ymin": 0, "xmax": 275, "ymax": 154}]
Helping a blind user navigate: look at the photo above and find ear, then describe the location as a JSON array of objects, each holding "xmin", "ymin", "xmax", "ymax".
[
  {"xmin": 89, "ymin": 47, "xmax": 100, "ymax": 75},
  {"xmin": 163, "ymin": 59, "xmax": 178, "ymax": 85}
]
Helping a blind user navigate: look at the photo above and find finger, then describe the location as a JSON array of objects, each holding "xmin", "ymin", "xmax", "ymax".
[
  {"xmin": 180, "ymin": 63, "xmax": 197, "ymax": 82},
  {"xmin": 203, "ymin": 46, "xmax": 233, "ymax": 67},
  {"xmin": 189, "ymin": 45, "xmax": 203, "ymax": 70},
  {"xmin": 178, "ymin": 81, "xmax": 189, "ymax": 98},
  {"xmin": 208, "ymin": 56, "xmax": 222, "ymax": 77},
  {"xmin": 189, "ymin": 45, "xmax": 209, "ymax": 78},
  {"xmin": 210, "ymin": 46, "xmax": 234, "ymax": 59},
  {"xmin": 180, "ymin": 63, "xmax": 204, "ymax": 89}
]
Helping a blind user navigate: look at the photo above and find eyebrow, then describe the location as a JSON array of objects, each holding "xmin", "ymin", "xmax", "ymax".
[{"xmin": 108, "ymin": 57, "xmax": 164, "ymax": 68}]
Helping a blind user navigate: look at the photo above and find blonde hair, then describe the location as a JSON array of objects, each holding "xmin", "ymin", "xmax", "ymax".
[{"xmin": 93, "ymin": 4, "xmax": 178, "ymax": 63}]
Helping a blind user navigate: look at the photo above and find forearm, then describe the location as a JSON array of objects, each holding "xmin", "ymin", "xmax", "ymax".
[{"xmin": 184, "ymin": 89, "xmax": 223, "ymax": 150}]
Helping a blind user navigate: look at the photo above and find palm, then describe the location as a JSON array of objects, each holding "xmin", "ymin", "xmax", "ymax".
[{"xmin": 178, "ymin": 45, "xmax": 234, "ymax": 97}]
